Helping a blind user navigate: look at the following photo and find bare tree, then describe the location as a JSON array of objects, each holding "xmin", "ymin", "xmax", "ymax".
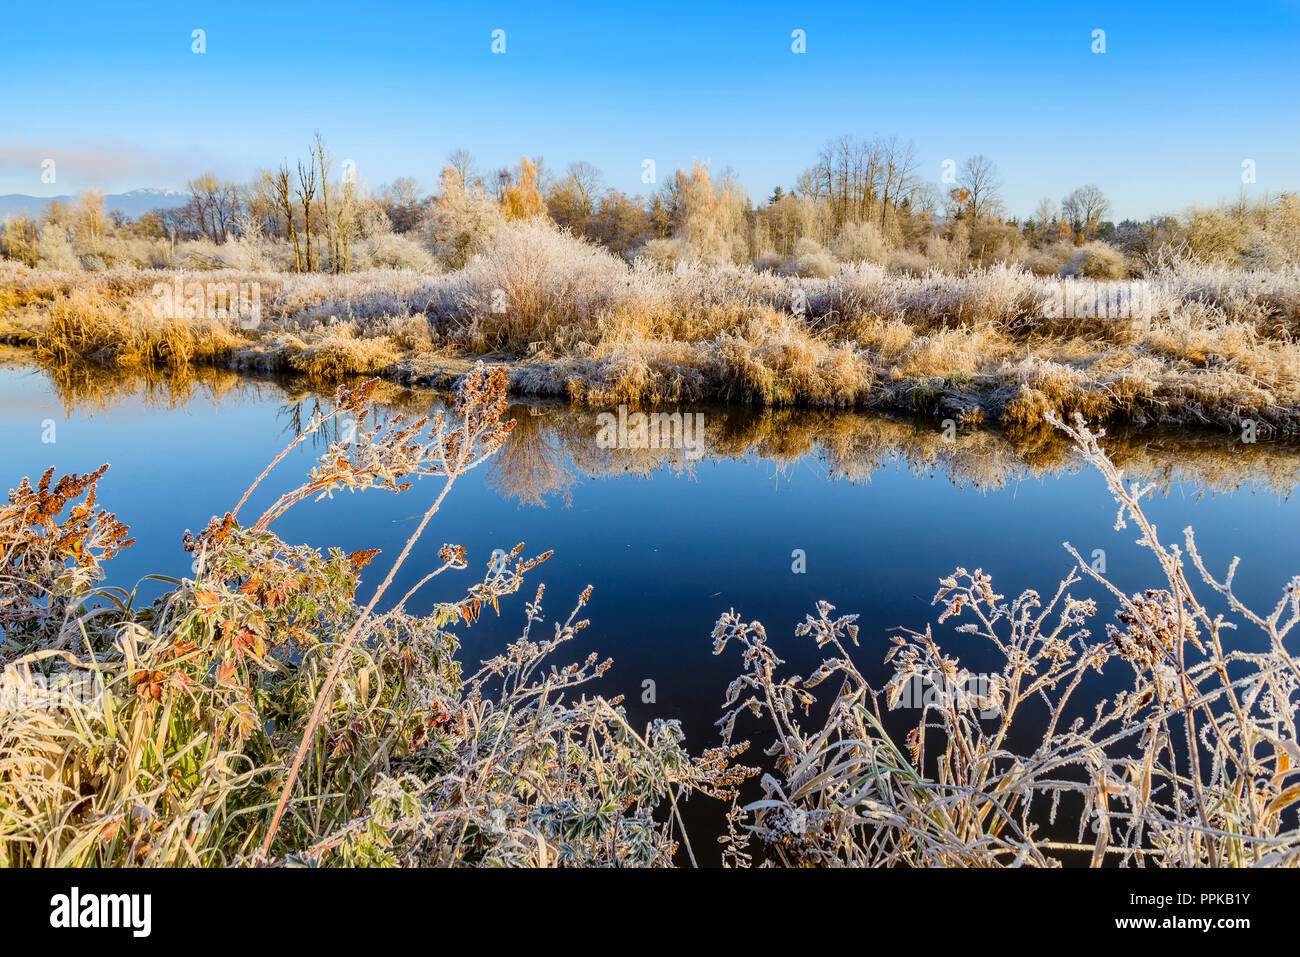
[
  {"xmin": 246, "ymin": 170, "xmax": 283, "ymax": 239},
  {"xmin": 1032, "ymin": 196, "xmax": 1056, "ymax": 227},
  {"xmin": 295, "ymin": 158, "xmax": 318, "ymax": 270},
  {"xmin": 1061, "ymin": 184, "xmax": 1111, "ymax": 242},
  {"xmin": 491, "ymin": 167, "xmax": 512, "ymax": 203},
  {"xmin": 546, "ymin": 161, "xmax": 605, "ymax": 231},
  {"xmin": 74, "ymin": 189, "xmax": 107, "ymax": 246},
  {"xmin": 958, "ymin": 155, "xmax": 1003, "ymax": 220},
  {"xmin": 446, "ymin": 149, "xmax": 479, "ymax": 190},
  {"xmin": 1031, "ymin": 196, "xmax": 1057, "ymax": 244},
  {"xmin": 313, "ymin": 133, "xmax": 335, "ymax": 272},
  {"xmin": 587, "ymin": 188, "xmax": 650, "ymax": 254},
  {"xmin": 185, "ymin": 173, "xmax": 241, "ymax": 241},
  {"xmin": 877, "ymin": 137, "xmax": 920, "ymax": 233},
  {"xmin": 808, "ymin": 135, "xmax": 877, "ymax": 228},
  {"xmin": 379, "ymin": 177, "xmax": 424, "ymax": 233},
  {"xmin": 273, "ymin": 164, "xmax": 302, "ymax": 272},
  {"xmin": 334, "ymin": 173, "xmax": 360, "ymax": 273},
  {"xmin": 799, "ymin": 135, "xmax": 923, "ymax": 237}
]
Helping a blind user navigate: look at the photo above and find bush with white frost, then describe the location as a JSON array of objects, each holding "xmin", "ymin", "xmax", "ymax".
[
  {"xmin": 635, "ymin": 237, "xmax": 681, "ymax": 271},
  {"xmin": 793, "ymin": 238, "xmax": 837, "ymax": 278},
  {"xmin": 1067, "ymin": 242, "xmax": 1127, "ymax": 279},
  {"xmin": 431, "ymin": 220, "xmax": 630, "ymax": 351},
  {"xmin": 357, "ymin": 232, "xmax": 437, "ymax": 272},
  {"xmin": 36, "ymin": 225, "xmax": 80, "ymax": 272},
  {"xmin": 1022, "ymin": 242, "xmax": 1075, "ymax": 277},
  {"xmin": 420, "ymin": 174, "xmax": 504, "ymax": 269},
  {"xmin": 170, "ymin": 239, "xmax": 225, "ymax": 271},
  {"xmin": 831, "ymin": 220, "xmax": 891, "ymax": 265}
]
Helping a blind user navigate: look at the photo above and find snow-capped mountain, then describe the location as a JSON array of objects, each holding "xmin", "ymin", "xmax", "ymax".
[{"xmin": 0, "ymin": 187, "xmax": 190, "ymax": 221}]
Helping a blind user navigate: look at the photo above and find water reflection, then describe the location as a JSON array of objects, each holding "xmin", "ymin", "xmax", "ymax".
[{"xmin": 11, "ymin": 348, "xmax": 1300, "ymax": 502}]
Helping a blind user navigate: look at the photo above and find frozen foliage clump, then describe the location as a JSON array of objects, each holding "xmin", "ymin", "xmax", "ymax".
[
  {"xmin": 1066, "ymin": 242, "xmax": 1127, "ymax": 279},
  {"xmin": 170, "ymin": 239, "xmax": 225, "ymax": 271},
  {"xmin": 36, "ymin": 225, "xmax": 80, "ymax": 272},
  {"xmin": 430, "ymin": 219, "xmax": 630, "ymax": 352},
  {"xmin": 420, "ymin": 171, "xmax": 505, "ymax": 269},
  {"xmin": 635, "ymin": 237, "xmax": 681, "ymax": 271},
  {"xmin": 793, "ymin": 238, "xmax": 837, "ymax": 279},
  {"xmin": 713, "ymin": 415, "xmax": 1300, "ymax": 867},
  {"xmin": 1022, "ymin": 242, "xmax": 1075, "ymax": 277},
  {"xmin": 357, "ymin": 232, "xmax": 438, "ymax": 272},
  {"xmin": 831, "ymin": 220, "xmax": 891, "ymax": 265}
]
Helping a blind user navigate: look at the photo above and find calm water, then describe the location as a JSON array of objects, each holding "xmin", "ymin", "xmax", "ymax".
[{"xmin": 3, "ymin": 352, "xmax": 1299, "ymax": 860}]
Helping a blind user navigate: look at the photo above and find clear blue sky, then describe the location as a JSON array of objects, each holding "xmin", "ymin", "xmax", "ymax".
[{"xmin": 2, "ymin": 0, "xmax": 1297, "ymax": 219}]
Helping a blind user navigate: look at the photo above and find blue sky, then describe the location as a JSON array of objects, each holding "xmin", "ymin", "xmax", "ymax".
[{"xmin": 1, "ymin": 0, "xmax": 1297, "ymax": 219}]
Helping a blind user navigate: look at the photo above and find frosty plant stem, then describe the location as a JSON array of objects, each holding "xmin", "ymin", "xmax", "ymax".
[
  {"xmin": 257, "ymin": 363, "xmax": 516, "ymax": 861},
  {"xmin": 259, "ymin": 472, "xmax": 459, "ymax": 860},
  {"xmin": 1048, "ymin": 411, "xmax": 1219, "ymax": 866},
  {"xmin": 229, "ymin": 405, "xmax": 338, "ymax": 522}
]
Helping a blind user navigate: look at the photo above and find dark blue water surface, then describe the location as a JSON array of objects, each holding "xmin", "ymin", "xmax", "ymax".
[{"xmin": 3, "ymin": 353, "xmax": 1298, "ymax": 860}]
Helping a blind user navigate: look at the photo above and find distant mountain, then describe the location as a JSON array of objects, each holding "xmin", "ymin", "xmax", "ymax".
[{"xmin": 0, "ymin": 188, "xmax": 190, "ymax": 221}]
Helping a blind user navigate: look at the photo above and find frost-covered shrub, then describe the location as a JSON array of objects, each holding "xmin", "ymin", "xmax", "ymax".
[
  {"xmin": 358, "ymin": 232, "xmax": 437, "ymax": 272},
  {"xmin": 888, "ymin": 248, "xmax": 929, "ymax": 276},
  {"xmin": 217, "ymin": 235, "xmax": 275, "ymax": 272},
  {"xmin": 752, "ymin": 251, "xmax": 789, "ymax": 273},
  {"xmin": 170, "ymin": 239, "xmax": 224, "ymax": 271},
  {"xmin": 70, "ymin": 237, "xmax": 163, "ymax": 269},
  {"xmin": 1067, "ymin": 242, "xmax": 1126, "ymax": 279},
  {"xmin": 924, "ymin": 231, "xmax": 967, "ymax": 274},
  {"xmin": 434, "ymin": 220, "xmax": 629, "ymax": 351},
  {"xmin": 792, "ymin": 237, "xmax": 824, "ymax": 258},
  {"xmin": 36, "ymin": 225, "xmax": 80, "ymax": 271},
  {"xmin": 793, "ymin": 238, "xmax": 836, "ymax": 278},
  {"xmin": 635, "ymin": 237, "xmax": 681, "ymax": 271},
  {"xmin": 1244, "ymin": 194, "xmax": 1300, "ymax": 268},
  {"xmin": 831, "ymin": 220, "xmax": 890, "ymax": 264},
  {"xmin": 1183, "ymin": 206, "xmax": 1249, "ymax": 263},
  {"xmin": 794, "ymin": 251, "xmax": 836, "ymax": 279},
  {"xmin": 421, "ymin": 181, "xmax": 504, "ymax": 269},
  {"xmin": 968, "ymin": 220, "xmax": 1027, "ymax": 266},
  {"xmin": 1022, "ymin": 242, "xmax": 1074, "ymax": 277}
]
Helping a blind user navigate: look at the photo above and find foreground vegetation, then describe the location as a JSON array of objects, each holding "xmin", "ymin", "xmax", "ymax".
[{"xmin": 2, "ymin": 365, "xmax": 1298, "ymax": 866}]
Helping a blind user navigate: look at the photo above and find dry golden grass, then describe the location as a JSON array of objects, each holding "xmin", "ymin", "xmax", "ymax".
[
  {"xmin": 33, "ymin": 287, "xmax": 248, "ymax": 368},
  {"xmin": 284, "ymin": 334, "xmax": 403, "ymax": 380}
]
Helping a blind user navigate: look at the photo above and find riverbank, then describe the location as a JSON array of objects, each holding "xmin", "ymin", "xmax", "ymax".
[
  {"xmin": 8, "ymin": 344, "xmax": 1298, "ymax": 502},
  {"xmin": 3, "ymin": 228, "xmax": 1299, "ymax": 434}
]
